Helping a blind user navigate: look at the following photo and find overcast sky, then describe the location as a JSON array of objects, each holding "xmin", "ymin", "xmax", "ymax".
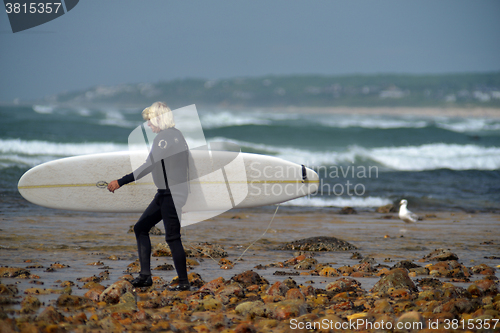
[{"xmin": 1, "ymin": 0, "xmax": 499, "ymax": 102}]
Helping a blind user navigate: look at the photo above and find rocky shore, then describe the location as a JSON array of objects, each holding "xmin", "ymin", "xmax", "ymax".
[
  {"xmin": 1, "ymin": 244, "xmax": 499, "ymax": 332},
  {"xmin": 1, "ymin": 209, "xmax": 499, "ymax": 332}
]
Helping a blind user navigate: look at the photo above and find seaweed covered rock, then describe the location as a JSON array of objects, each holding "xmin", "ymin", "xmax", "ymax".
[
  {"xmin": 99, "ymin": 280, "xmax": 134, "ymax": 304},
  {"xmin": 0, "ymin": 267, "xmax": 31, "ymax": 278},
  {"xmin": 231, "ymin": 270, "xmax": 269, "ymax": 288},
  {"xmin": 276, "ymin": 236, "xmax": 357, "ymax": 251},
  {"xmin": 371, "ymin": 268, "xmax": 418, "ymax": 294},
  {"xmin": 421, "ymin": 248, "xmax": 458, "ymax": 262},
  {"xmin": 153, "ymin": 242, "xmax": 228, "ymax": 258}
]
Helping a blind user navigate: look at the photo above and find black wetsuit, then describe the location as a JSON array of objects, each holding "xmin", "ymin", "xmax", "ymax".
[{"xmin": 118, "ymin": 127, "xmax": 189, "ymax": 284}]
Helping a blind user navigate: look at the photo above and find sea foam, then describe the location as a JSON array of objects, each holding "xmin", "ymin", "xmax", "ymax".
[
  {"xmin": 198, "ymin": 110, "xmax": 500, "ymax": 132},
  {"xmin": 282, "ymin": 196, "xmax": 393, "ymax": 208},
  {"xmin": 0, "ymin": 139, "xmax": 128, "ymax": 168},
  {"xmin": 207, "ymin": 137, "xmax": 500, "ymax": 171}
]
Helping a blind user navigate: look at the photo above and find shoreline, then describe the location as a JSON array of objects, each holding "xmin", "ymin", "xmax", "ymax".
[{"xmin": 254, "ymin": 106, "xmax": 500, "ymax": 118}]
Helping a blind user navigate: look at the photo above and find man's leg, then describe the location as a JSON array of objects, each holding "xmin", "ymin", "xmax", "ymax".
[
  {"xmin": 160, "ymin": 194, "xmax": 189, "ymax": 287},
  {"xmin": 134, "ymin": 194, "xmax": 162, "ymax": 278}
]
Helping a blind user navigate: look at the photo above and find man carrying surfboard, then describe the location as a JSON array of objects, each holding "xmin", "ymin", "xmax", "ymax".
[{"xmin": 107, "ymin": 102, "xmax": 191, "ymax": 291}]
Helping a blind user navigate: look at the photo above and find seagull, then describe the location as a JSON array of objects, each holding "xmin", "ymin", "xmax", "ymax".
[{"xmin": 399, "ymin": 199, "xmax": 420, "ymax": 223}]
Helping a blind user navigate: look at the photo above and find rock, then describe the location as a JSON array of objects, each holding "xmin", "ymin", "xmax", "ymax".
[
  {"xmin": 283, "ymin": 277, "xmax": 298, "ymax": 289},
  {"xmin": 360, "ymin": 257, "xmax": 376, "ymax": 265},
  {"xmin": 0, "ymin": 319, "xmax": 16, "ymax": 332},
  {"xmin": 433, "ymin": 298, "xmax": 477, "ymax": 315},
  {"xmin": 60, "ymin": 280, "xmax": 74, "ymax": 287},
  {"xmin": 141, "ymin": 296, "xmax": 171, "ymax": 309},
  {"xmin": 0, "ymin": 267, "xmax": 31, "ymax": 278},
  {"xmin": 442, "ymin": 284, "xmax": 471, "ymax": 299},
  {"xmin": 468, "ymin": 278, "xmax": 499, "ymax": 296},
  {"xmin": 152, "ymin": 242, "xmax": 227, "ymax": 258},
  {"xmin": 326, "ymin": 277, "xmax": 363, "ymax": 293},
  {"xmin": 20, "ymin": 295, "xmax": 40, "ymax": 313},
  {"xmin": 215, "ymin": 282, "xmax": 245, "ymax": 304},
  {"xmin": 84, "ymin": 288, "xmax": 103, "ymax": 302},
  {"xmin": 153, "ymin": 264, "xmax": 174, "ymax": 271},
  {"xmin": 285, "ymin": 288, "xmax": 305, "ymax": 301},
  {"xmin": 284, "ymin": 254, "xmax": 308, "ymax": 266},
  {"xmin": 186, "ymin": 258, "xmax": 200, "ymax": 266},
  {"xmin": 231, "ymin": 270, "xmax": 269, "ymax": 288},
  {"xmin": 369, "ymin": 299, "xmax": 394, "ymax": 314},
  {"xmin": 108, "ymin": 292, "xmax": 138, "ymax": 313},
  {"xmin": 235, "ymin": 300, "xmax": 266, "ymax": 318},
  {"xmin": 371, "ymin": 268, "xmax": 418, "ymax": 294},
  {"xmin": 0, "ymin": 284, "xmax": 17, "ymax": 296},
  {"xmin": 99, "ymin": 280, "xmax": 134, "ymax": 304},
  {"xmin": 190, "ymin": 243, "xmax": 228, "ymax": 258},
  {"xmin": 56, "ymin": 294, "xmax": 93, "ymax": 308},
  {"xmin": 339, "ymin": 206, "xmax": 357, "ymax": 214},
  {"xmin": 352, "ymin": 261, "xmax": 377, "ymax": 274},
  {"xmin": 128, "ymin": 225, "xmax": 162, "ymax": 235},
  {"xmin": 36, "ymin": 306, "xmax": 64, "ymax": 323},
  {"xmin": 233, "ymin": 322, "xmax": 257, "ymax": 333},
  {"xmin": 267, "ymin": 300, "xmax": 308, "ymax": 320},
  {"xmin": 376, "ymin": 204, "xmax": 397, "ymax": 213},
  {"xmin": 0, "ymin": 296, "xmax": 18, "ymax": 306},
  {"xmin": 132, "ymin": 310, "xmax": 149, "ymax": 322},
  {"xmin": 418, "ymin": 289, "xmax": 444, "ymax": 301},
  {"xmin": 219, "ymin": 258, "xmax": 234, "ymax": 269},
  {"xmin": 82, "ymin": 281, "xmax": 105, "ymax": 290},
  {"xmin": 273, "ymin": 271, "xmax": 300, "ymax": 276},
  {"xmin": 200, "ymin": 277, "xmax": 226, "ymax": 293},
  {"xmin": 266, "ymin": 281, "xmax": 289, "ymax": 297},
  {"xmin": 337, "ymin": 265, "xmax": 355, "ymax": 275},
  {"xmin": 49, "ymin": 262, "xmax": 70, "ymax": 269},
  {"xmin": 421, "ymin": 248, "xmax": 459, "ymax": 261},
  {"xmin": 416, "ymin": 277, "xmax": 443, "ymax": 289},
  {"xmin": 471, "ymin": 264, "xmax": 496, "ymax": 275},
  {"xmin": 393, "ymin": 260, "xmax": 420, "ymax": 270},
  {"xmin": 98, "ymin": 316, "xmax": 124, "ymax": 332},
  {"xmin": 409, "ymin": 267, "xmax": 429, "ymax": 276},
  {"xmin": 198, "ymin": 296, "xmax": 224, "ymax": 312},
  {"xmin": 294, "ymin": 258, "xmax": 318, "ymax": 270},
  {"xmin": 395, "ymin": 311, "xmax": 424, "ymax": 332},
  {"xmin": 319, "ymin": 267, "xmax": 340, "ymax": 277},
  {"xmin": 170, "ymin": 272, "xmax": 205, "ymax": 289},
  {"xmin": 276, "ymin": 236, "xmax": 357, "ymax": 251}
]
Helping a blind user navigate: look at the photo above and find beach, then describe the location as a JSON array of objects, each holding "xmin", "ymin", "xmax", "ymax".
[
  {"xmin": 1, "ymin": 104, "xmax": 500, "ymax": 331},
  {"xmin": 1, "ymin": 207, "xmax": 499, "ymax": 331}
]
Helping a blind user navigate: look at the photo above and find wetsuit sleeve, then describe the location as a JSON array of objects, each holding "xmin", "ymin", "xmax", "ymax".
[
  {"xmin": 117, "ymin": 172, "xmax": 135, "ymax": 187},
  {"xmin": 116, "ymin": 134, "xmax": 167, "ymax": 187},
  {"xmin": 117, "ymin": 153, "xmax": 157, "ymax": 186}
]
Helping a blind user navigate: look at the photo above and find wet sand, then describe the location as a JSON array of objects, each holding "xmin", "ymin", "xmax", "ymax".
[{"xmin": 1, "ymin": 207, "xmax": 499, "ymax": 293}]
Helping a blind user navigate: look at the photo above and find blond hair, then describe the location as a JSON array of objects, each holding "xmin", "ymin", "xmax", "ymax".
[{"xmin": 142, "ymin": 102, "xmax": 175, "ymax": 130}]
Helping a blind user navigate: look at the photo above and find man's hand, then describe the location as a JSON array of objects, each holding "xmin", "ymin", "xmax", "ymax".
[{"xmin": 107, "ymin": 180, "xmax": 121, "ymax": 193}]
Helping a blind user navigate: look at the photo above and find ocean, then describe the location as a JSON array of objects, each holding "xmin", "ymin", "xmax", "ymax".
[{"xmin": 1, "ymin": 104, "xmax": 500, "ymax": 214}]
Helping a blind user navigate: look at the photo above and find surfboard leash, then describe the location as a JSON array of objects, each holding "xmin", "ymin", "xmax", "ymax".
[
  {"xmin": 234, "ymin": 204, "xmax": 280, "ymax": 265},
  {"xmin": 182, "ymin": 204, "xmax": 280, "ymax": 266}
]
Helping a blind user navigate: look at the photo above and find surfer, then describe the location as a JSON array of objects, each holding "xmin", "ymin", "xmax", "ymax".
[{"xmin": 107, "ymin": 102, "xmax": 191, "ymax": 291}]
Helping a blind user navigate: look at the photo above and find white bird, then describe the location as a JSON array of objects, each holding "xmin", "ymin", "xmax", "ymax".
[{"xmin": 399, "ymin": 199, "xmax": 420, "ymax": 223}]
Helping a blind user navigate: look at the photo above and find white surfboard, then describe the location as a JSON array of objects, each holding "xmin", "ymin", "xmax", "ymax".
[{"xmin": 18, "ymin": 150, "xmax": 319, "ymax": 224}]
